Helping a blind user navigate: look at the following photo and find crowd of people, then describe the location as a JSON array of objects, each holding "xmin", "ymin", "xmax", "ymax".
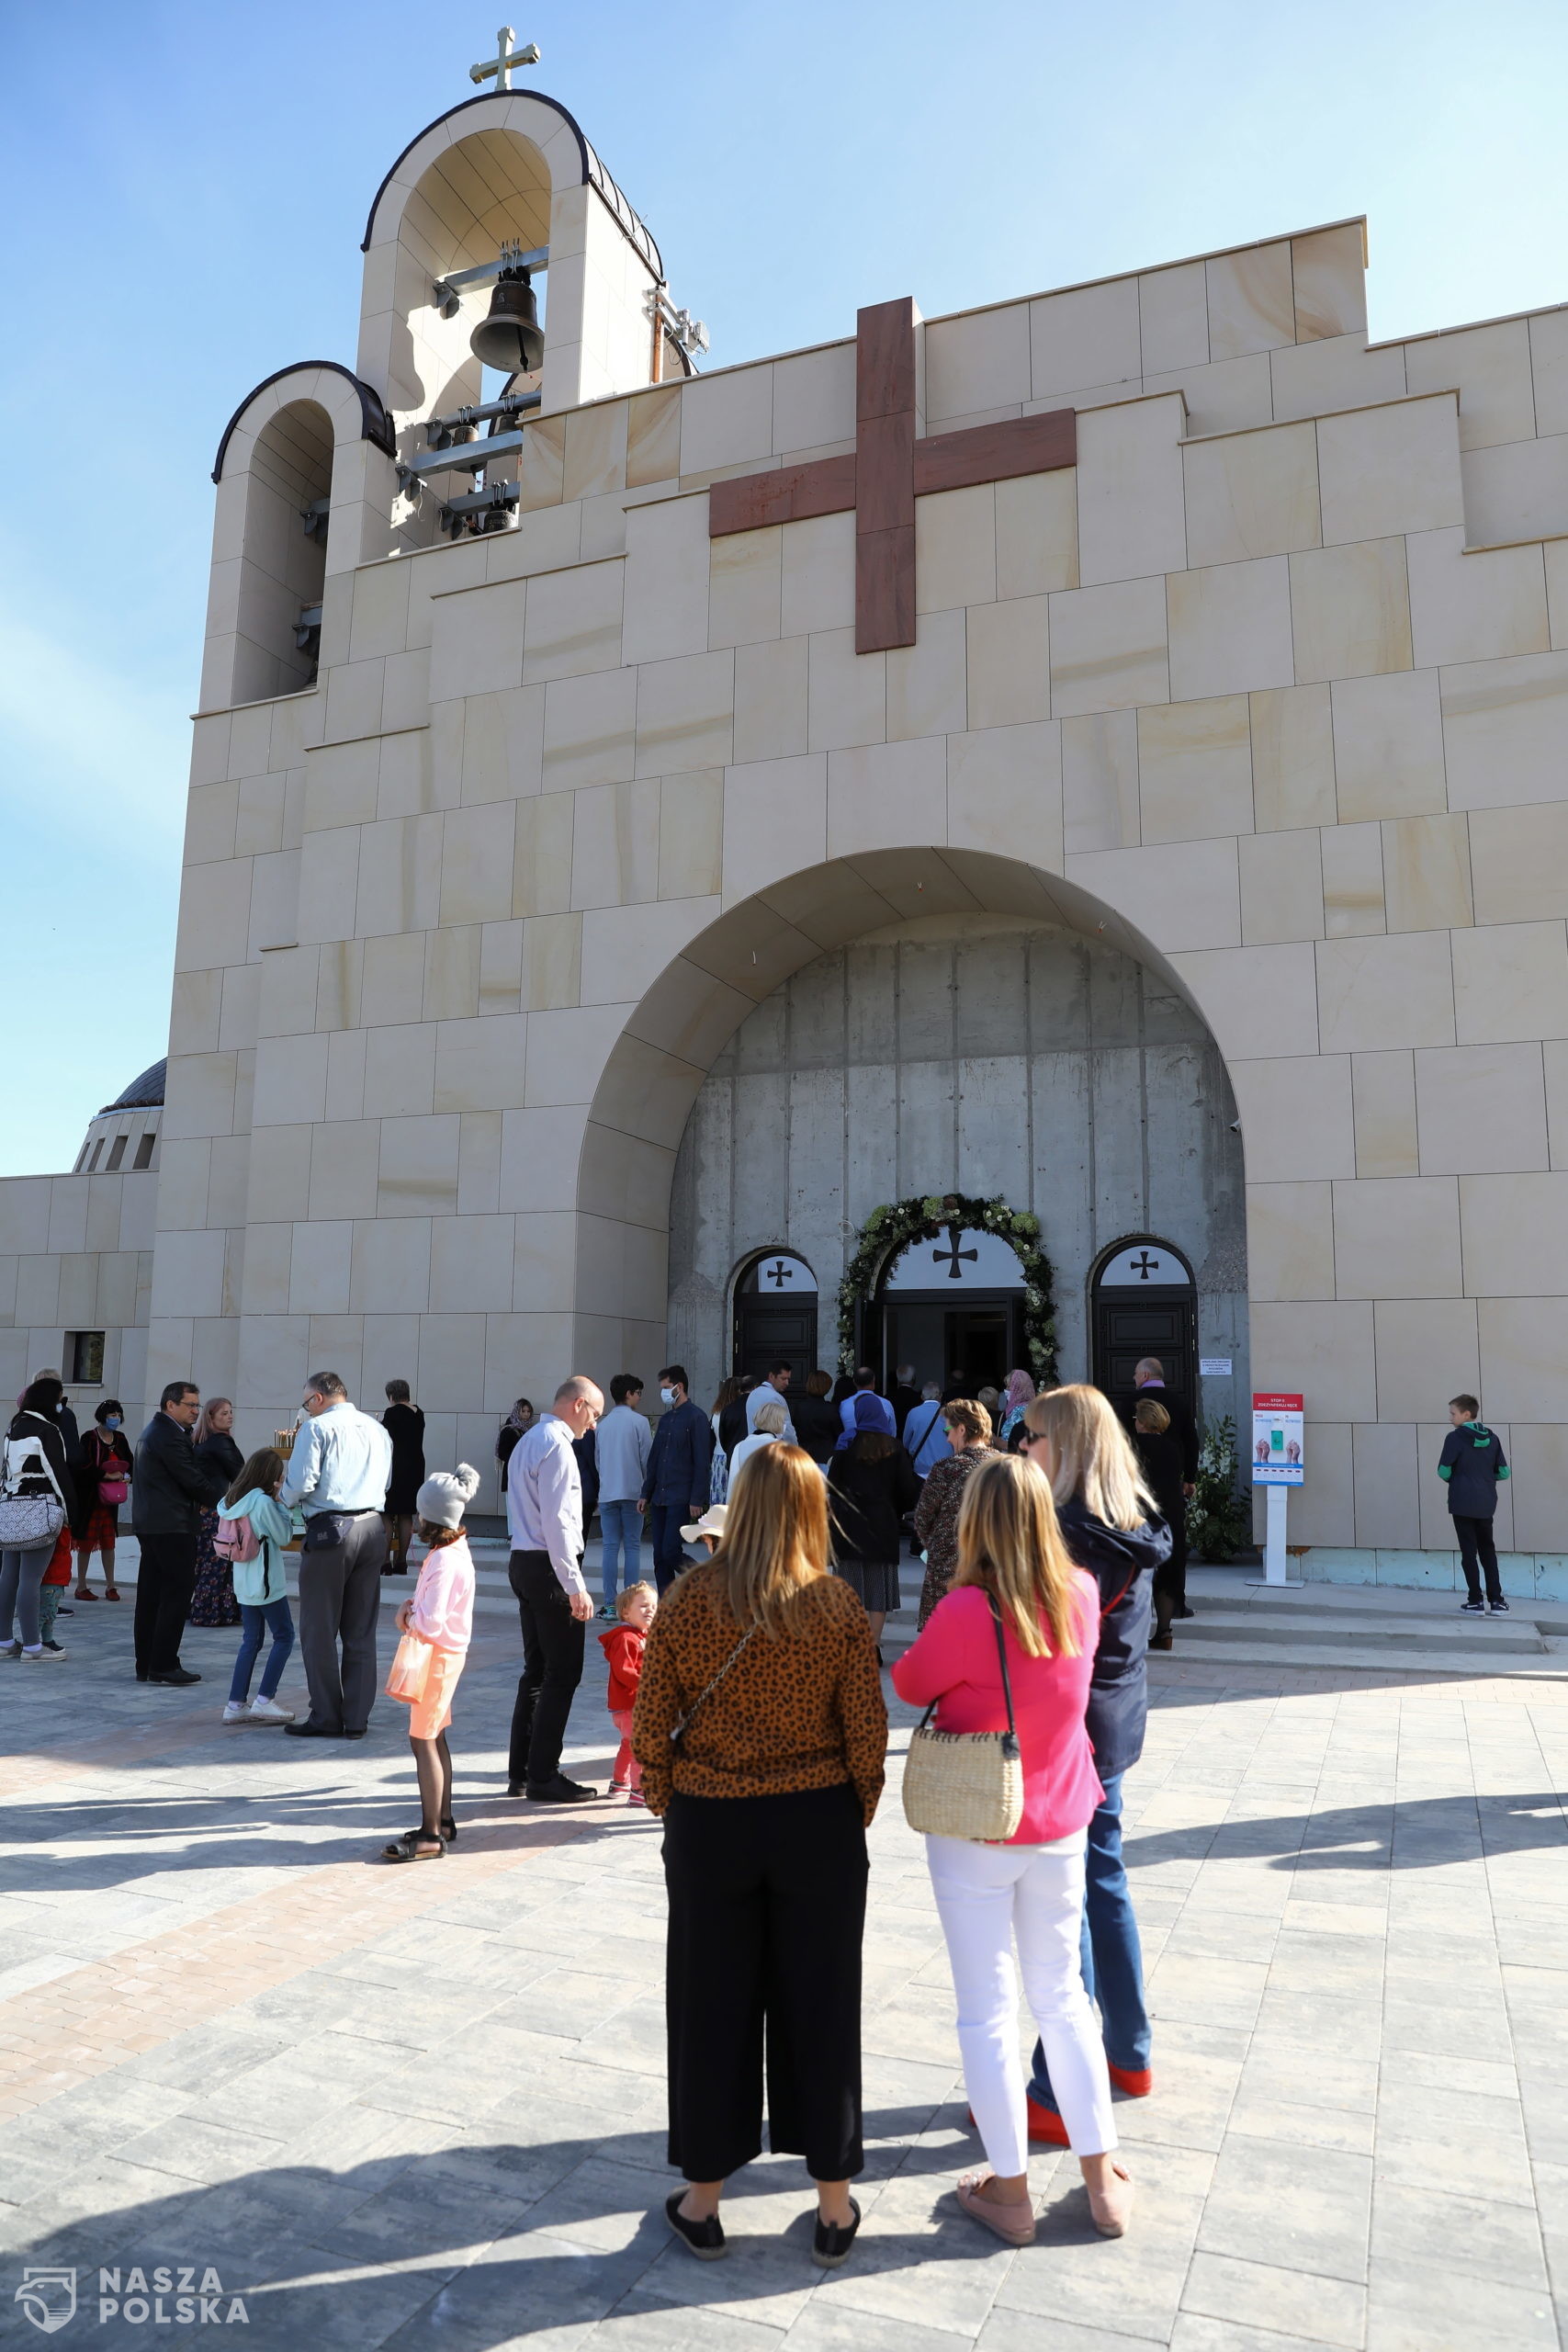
[{"xmin": 6, "ymin": 1347, "xmax": 1512, "ymax": 2253}]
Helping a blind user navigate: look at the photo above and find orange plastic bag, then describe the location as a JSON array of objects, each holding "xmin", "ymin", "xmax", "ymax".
[{"xmin": 385, "ymin": 1632, "xmax": 434, "ymax": 1702}]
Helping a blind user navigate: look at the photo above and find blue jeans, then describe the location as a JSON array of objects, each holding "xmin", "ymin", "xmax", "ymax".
[
  {"xmin": 229, "ymin": 1600, "xmax": 296, "ymax": 1705},
  {"xmin": 1029, "ymin": 1772, "xmax": 1150, "ymax": 2109},
  {"xmin": 600, "ymin": 1500, "xmax": 643, "ymax": 1607}
]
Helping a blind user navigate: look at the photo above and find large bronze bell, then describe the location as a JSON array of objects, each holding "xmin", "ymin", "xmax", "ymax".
[{"xmin": 470, "ymin": 266, "xmax": 543, "ymax": 374}]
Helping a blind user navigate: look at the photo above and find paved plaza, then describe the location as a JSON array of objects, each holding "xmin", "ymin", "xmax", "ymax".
[{"xmin": 4, "ymin": 1579, "xmax": 1568, "ymax": 2352}]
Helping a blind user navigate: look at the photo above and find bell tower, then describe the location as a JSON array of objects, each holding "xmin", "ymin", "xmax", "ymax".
[{"xmin": 354, "ymin": 39, "xmax": 706, "ymax": 547}]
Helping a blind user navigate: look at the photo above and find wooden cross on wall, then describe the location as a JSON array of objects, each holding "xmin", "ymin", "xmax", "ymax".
[{"xmin": 709, "ymin": 298, "xmax": 1077, "ymax": 653}]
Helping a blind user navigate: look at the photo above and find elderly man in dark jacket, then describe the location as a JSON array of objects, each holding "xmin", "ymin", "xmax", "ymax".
[
  {"xmin": 132, "ymin": 1382, "xmax": 227, "ymax": 1685},
  {"xmin": 638, "ymin": 1364, "xmax": 713, "ymax": 1593}
]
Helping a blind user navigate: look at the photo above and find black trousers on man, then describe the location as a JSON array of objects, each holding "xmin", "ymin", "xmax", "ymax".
[
  {"xmin": 508, "ymin": 1550, "xmax": 586, "ymax": 1788},
  {"xmin": 663, "ymin": 1782, "xmax": 868, "ymax": 2184},
  {"xmin": 1454, "ymin": 1514, "xmax": 1503, "ymax": 1606},
  {"xmin": 133, "ymin": 1532, "xmax": 197, "ymax": 1678}
]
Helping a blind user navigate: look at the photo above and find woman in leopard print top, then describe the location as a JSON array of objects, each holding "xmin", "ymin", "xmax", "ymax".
[{"xmin": 633, "ymin": 1442, "xmax": 886, "ymax": 2267}]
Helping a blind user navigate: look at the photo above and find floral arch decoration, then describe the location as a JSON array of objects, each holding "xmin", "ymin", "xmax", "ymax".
[{"xmin": 836, "ymin": 1193, "xmax": 1057, "ymax": 1384}]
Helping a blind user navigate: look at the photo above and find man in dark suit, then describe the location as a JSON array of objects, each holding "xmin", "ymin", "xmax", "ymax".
[
  {"xmin": 890, "ymin": 1362, "xmax": 921, "ymax": 1434},
  {"xmin": 131, "ymin": 1382, "xmax": 227, "ymax": 1684},
  {"xmin": 639, "ymin": 1365, "xmax": 715, "ymax": 1593}
]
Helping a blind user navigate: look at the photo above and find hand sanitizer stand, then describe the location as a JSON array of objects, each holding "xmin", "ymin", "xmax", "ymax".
[{"xmin": 1247, "ymin": 1391, "xmax": 1304, "ymax": 1588}]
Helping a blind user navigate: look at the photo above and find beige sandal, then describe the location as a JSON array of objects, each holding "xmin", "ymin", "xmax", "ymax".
[
  {"xmin": 955, "ymin": 2172, "xmax": 1035, "ymax": 2246},
  {"xmin": 1087, "ymin": 2161, "xmax": 1134, "ymax": 2237}
]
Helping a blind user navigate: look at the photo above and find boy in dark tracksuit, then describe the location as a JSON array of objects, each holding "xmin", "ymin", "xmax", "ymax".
[{"xmin": 1438, "ymin": 1394, "xmax": 1510, "ymax": 1613}]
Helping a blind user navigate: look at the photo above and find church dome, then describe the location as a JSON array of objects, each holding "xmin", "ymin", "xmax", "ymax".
[{"xmin": 100, "ymin": 1059, "xmax": 166, "ymax": 1114}]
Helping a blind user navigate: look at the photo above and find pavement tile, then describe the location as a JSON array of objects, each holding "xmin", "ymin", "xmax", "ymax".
[{"xmin": 1180, "ymin": 2248, "xmax": 1365, "ymax": 2346}]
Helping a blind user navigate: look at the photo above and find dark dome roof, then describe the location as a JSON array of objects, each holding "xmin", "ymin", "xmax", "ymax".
[{"xmin": 101, "ymin": 1059, "xmax": 166, "ymax": 1114}]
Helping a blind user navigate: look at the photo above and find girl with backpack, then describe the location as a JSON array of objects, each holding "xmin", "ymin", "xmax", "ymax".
[{"xmin": 215, "ymin": 1448, "xmax": 297, "ymax": 1724}]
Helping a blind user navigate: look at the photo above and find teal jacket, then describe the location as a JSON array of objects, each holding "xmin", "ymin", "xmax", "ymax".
[{"xmin": 215, "ymin": 1488, "xmax": 295, "ymax": 1606}]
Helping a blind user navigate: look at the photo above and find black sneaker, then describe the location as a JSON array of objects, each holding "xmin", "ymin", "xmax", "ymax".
[
  {"xmin": 1489, "ymin": 1597, "xmax": 1510, "ymax": 1612},
  {"xmin": 1459, "ymin": 1599, "xmax": 1486, "ymax": 1613},
  {"xmin": 525, "ymin": 1774, "xmax": 598, "ymax": 1803}
]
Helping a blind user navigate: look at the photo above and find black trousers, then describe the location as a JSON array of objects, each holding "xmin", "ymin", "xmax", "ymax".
[
  {"xmin": 1154, "ymin": 1500, "xmax": 1188, "ymax": 1612},
  {"xmin": 508, "ymin": 1550, "xmax": 586, "ymax": 1787},
  {"xmin": 133, "ymin": 1532, "xmax": 197, "ymax": 1676},
  {"xmin": 1454, "ymin": 1514, "xmax": 1503, "ymax": 1605},
  {"xmin": 663, "ymin": 1783, "xmax": 868, "ymax": 2183}
]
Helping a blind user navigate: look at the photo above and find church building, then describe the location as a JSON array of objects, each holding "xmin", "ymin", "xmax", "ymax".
[{"xmin": 6, "ymin": 57, "xmax": 1568, "ymax": 1589}]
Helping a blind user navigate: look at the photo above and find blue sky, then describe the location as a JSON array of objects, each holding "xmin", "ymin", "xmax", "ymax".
[{"xmin": 4, "ymin": 0, "xmax": 1567, "ymax": 1175}]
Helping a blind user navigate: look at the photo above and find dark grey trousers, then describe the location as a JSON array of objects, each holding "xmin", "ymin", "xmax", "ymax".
[{"xmin": 297, "ymin": 1511, "xmax": 388, "ymax": 1733}]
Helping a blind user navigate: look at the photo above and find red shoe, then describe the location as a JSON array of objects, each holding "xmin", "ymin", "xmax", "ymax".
[
  {"xmin": 1108, "ymin": 2063, "xmax": 1153, "ymax": 2098},
  {"xmin": 964, "ymin": 2098, "xmax": 1074, "ymax": 2149},
  {"xmin": 1026, "ymin": 2096, "xmax": 1070, "ymax": 2146}
]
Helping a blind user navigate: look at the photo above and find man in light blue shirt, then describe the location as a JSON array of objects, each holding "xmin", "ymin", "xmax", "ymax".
[
  {"xmin": 593, "ymin": 1374, "xmax": 651, "ymax": 1616},
  {"xmin": 903, "ymin": 1383, "xmax": 948, "ymax": 1478},
  {"xmin": 280, "ymin": 1372, "xmax": 393, "ymax": 1742}
]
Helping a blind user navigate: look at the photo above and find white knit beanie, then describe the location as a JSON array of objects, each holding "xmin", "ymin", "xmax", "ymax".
[{"xmin": 415, "ymin": 1462, "xmax": 480, "ymax": 1530}]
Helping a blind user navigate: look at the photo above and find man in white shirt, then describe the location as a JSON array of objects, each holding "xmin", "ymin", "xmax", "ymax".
[
  {"xmin": 506, "ymin": 1374, "xmax": 604, "ymax": 1802},
  {"xmin": 744, "ymin": 1361, "xmax": 796, "ymax": 1445},
  {"xmin": 280, "ymin": 1371, "xmax": 394, "ymax": 1740}
]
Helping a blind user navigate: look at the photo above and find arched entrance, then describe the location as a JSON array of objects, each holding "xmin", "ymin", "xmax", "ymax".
[
  {"xmin": 877, "ymin": 1224, "xmax": 1026, "ymax": 1396},
  {"xmin": 624, "ymin": 849, "xmax": 1247, "ymax": 1420},
  {"xmin": 732, "ymin": 1251, "xmax": 818, "ymax": 1385},
  {"xmin": 1091, "ymin": 1238, "xmax": 1199, "ymax": 1428}
]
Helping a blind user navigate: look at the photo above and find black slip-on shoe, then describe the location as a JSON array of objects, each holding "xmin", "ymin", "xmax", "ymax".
[
  {"xmin": 665, "ymin": 2190, "xmax": 726, "ymax": 2261},
  {"xmin": 285, "ymin": 1720, "xmax": 344, "ymax": 1737},
  {"xmin": 525, "ymin": 1774, "xmax": 598, "ymax": 1803},
  {"xmin": 343, "ymin": 1728, "xmax": 367, "ymax": 1738},
  {"xmin": 148, "ymin": 1668, "xmax": 200, "ymax": 1685},
  {"xmin": 812, "ymin": 2198, "xmax": 862, "ymax": 2268}
]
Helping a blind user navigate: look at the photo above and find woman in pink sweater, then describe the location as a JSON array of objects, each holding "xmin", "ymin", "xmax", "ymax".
[
  {"xmin": 892, "ymin": 1453, "xmax": 1133, "ymax": 2244},
  {"xmin": 380, "ymin": 1464, "xmax": 478, "ymax": 1862}
]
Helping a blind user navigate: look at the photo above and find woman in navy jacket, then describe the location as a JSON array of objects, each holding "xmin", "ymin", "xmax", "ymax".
[{"xmin": 1016, "ymin": 1385, "xmax": 1169, "ymax": 2143}]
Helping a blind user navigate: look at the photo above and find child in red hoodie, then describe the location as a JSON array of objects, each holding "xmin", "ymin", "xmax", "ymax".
[{"xmin": 600, "ymin": 1581, "xmax": 655, "ymax": 1804}]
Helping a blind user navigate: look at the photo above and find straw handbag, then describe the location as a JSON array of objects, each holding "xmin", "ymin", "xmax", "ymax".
[{"xmin": 901, "ymin": 1594, "xmax": 1024, "ymax": 1841}]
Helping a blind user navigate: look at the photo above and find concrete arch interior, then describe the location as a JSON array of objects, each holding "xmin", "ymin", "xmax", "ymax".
[{"xmin": 628, "ymin": 850, "xmax": 1248, "ymax": 1426}]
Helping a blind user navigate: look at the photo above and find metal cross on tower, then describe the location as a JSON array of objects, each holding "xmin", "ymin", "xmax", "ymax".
[
  {"xmin": 931, "ymin": 1226, "xmax": 979, "ymax": 1281},
  {"xmin": 471, "ymin": 27, "xmax": 541, "ymax": 90},
  {"xmin": 765, "ymin": 1261, "xmax": 791, "ymax": 1288},
  {"xmin": 1131, "ymin": 1250, "xmax": 1159, "ymax": 1280}
]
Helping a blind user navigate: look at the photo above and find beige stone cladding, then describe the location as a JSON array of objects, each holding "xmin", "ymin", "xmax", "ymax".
[
  {"xmin": 150, "ymin": 195, "xmax": 1568, "ymax": 1553},
  {"xmin": 0, "ymin": 1169, "xmax": 155, "ymax": 1425}
]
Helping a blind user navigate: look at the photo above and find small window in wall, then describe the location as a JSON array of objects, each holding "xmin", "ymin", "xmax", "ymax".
[
  {"xmin": 132, "ymin": 1132, "xmax": 155, "ymax": 1170},
  {"xmin": 86, "ymin": 1138, "xmax": 104, "ymax": 1171},
  {"xmin": 69, "ymin": 1331, "xmax": 105, "ymax": 1385},
  {"xmin": 105, "ymin": 1135, "xmax": 128, "ymax": 1171}
]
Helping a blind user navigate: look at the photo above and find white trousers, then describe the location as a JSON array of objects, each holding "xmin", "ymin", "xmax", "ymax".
[{"xmin": 926, "ymin": 1828, "xmax": 1117, "ymax": 2175}]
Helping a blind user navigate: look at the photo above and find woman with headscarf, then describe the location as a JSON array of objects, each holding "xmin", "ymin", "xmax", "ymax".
[
  {"xmin": 495, "ymin": 1398, "xmax": 535, "ymax": 1477},
  {"xmin": 997, "ymin": 1370, "xmax": 1037, "ymax": 1452},
  {"xmin": 188, "ymin": 1399, "xmax": 244, "ymax": 1627},
  {"xmin": 827, "ymin": 1391, "xmax": 919, "ymax": 1656}
]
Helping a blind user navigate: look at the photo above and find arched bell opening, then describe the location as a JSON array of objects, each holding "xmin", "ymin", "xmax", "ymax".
[{"xmin": 229, "ymin": 398, "xmax": 333, "ymax": 705}]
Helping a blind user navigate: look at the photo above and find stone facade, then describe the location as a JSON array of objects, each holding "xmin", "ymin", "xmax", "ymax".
[{"xmin": 7, "ymin": 85, "xmax": 1568, "ymax": 1566}]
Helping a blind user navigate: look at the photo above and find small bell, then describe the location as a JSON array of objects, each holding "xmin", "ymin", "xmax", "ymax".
[{"xmin": 470, "ymin": 262, "xmax": 543, "ymax": 374}]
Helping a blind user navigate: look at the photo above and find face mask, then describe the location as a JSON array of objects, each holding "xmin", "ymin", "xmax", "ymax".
[
  {"xmin": 104, "ymin": 1416, "xmax": 121, "ymax": 1430},
  {"xmin": 55, "ymin": 1402, "xmax": 65, "ymax": 1415},
  {"xmin": 660, "ymin": 1387, "xmax": 677, "ymax": 1405}
]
